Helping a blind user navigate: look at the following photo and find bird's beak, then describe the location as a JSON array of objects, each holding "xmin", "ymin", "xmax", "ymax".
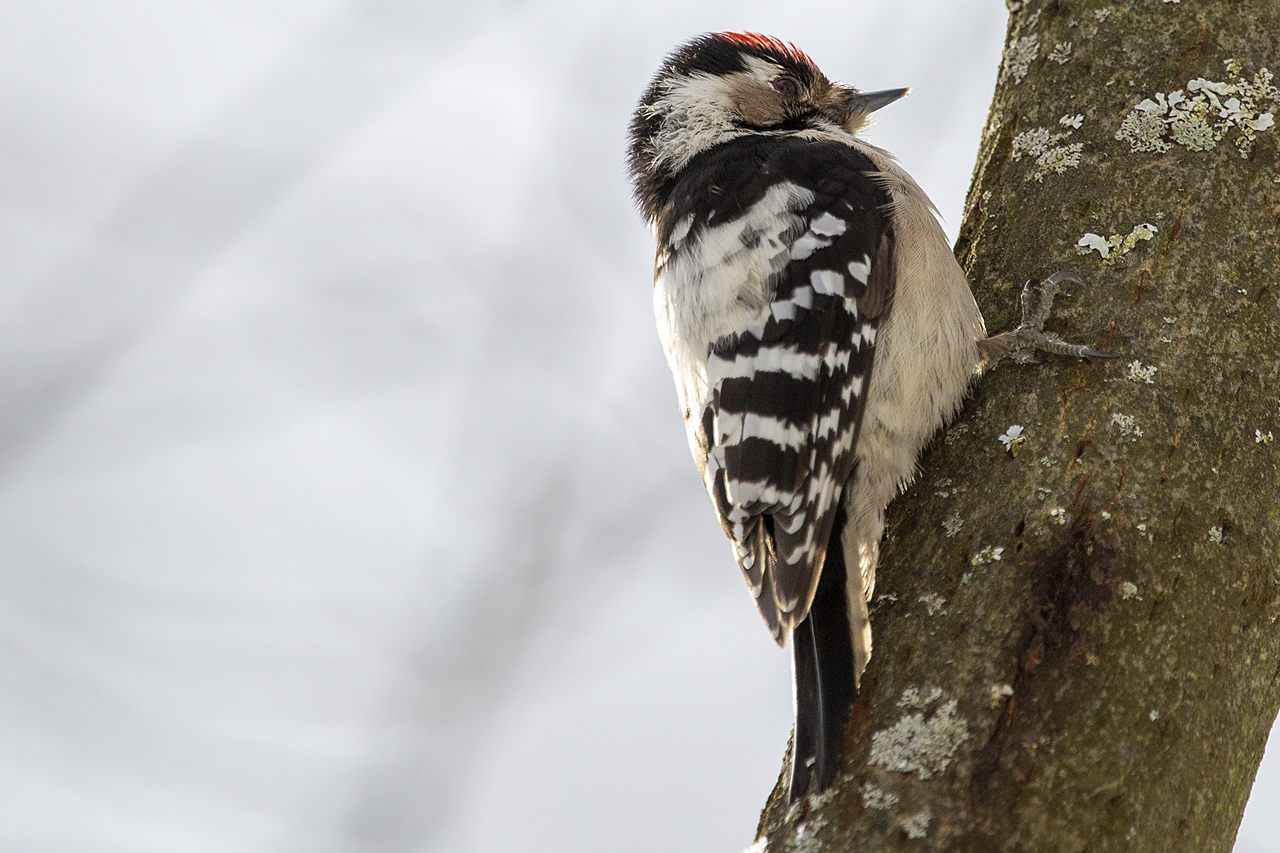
[{"xmin": 844, "ymin": 87, "xmax": 911, "ymax": 114}]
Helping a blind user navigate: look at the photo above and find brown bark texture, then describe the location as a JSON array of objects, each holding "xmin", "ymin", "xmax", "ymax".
[{"xmin": 755, "ymin": 2, "xmax": 1280, "ymax": 850}]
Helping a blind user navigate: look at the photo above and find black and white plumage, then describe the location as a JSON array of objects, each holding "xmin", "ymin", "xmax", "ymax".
[
  {"xmin": 628, "ymin": 32, "xmax": 991, "ymax": 800},
  {"xmin": 657, "ymin": 134, "xmax": 895, "ymax": 643}
]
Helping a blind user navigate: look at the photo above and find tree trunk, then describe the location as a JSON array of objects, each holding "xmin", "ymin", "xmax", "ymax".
[{"xmin": 755, "ymin": 2, "xmax": 1280, "ymax": 850}]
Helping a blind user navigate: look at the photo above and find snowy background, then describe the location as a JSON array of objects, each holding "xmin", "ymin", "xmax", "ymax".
[{"xmin": 1, "ymin": 2, "xmax": 1274, "ymax": 851}]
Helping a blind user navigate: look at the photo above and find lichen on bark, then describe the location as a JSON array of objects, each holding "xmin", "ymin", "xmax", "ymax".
[{"xmin": 755, "ymin": 2, "xmax": 1280, "ymax": 850}]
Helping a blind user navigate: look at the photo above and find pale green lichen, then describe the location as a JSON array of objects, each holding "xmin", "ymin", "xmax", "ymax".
[
  {"xmin": 1116, "ymin": 61, "xmax": 1278, "ymax": 157},
  {"xmin": 1171, "ymin": 111, "xmax": 1222, "ymax": 151},
  {"xmin": 1209, "ymin": 525, "xmax": 1225, "ymax": 544},
  {"xmin": 919, "ymin": 593, "xmax": 947, "ymax": 616},
  {"xmin": 1116, "ymin": 109, "xmax": 1173, "ymax": 153},
  {"xmin": 1115, "ymin": 223, "xmax": 1158, "ymax": 257},
  {"xmin": 1004, "ymin": 35, "xmax": 1040, "ymax": 83},
  {"xmin": 942, "ymin": 514, "xmax": 964, "ymax": 538},
  {"xmin": 1077, "ymin": 233, "xmax": 1112, "ymax": 256},
  {"xmin": 998, "ymin": 424, "xmax": 1027, "ymax": 454},
  {"xmin": 1110, "ymin": 412, "xmax": 1144, "ymax": 440},
  {"xmin": 792, "ymin": 816, "xmax": 829, "ymax": 853},
  {"xmin": 869, "ymin": 695, "xmax": 969, "ymax": 779},
  {"xmin": 1256, "ymin": 430, "xmax": 1275, "ymax": 445},
  {"xmin": 971, "ymin": 545, "xmax": 1005, "ymax": 566},
  {"xmin": 903, "ymin": 811, "xmax": 931, "ymax": 840},
  {"xmin": 1012, "ymin": 127, "xmax": 1059, "ymax": 159},
  {"xmin": 1125, "ymin": 360, "xmax": 1158, "ymax": 383},
  {"xmin": 1011, "ymin": 124, "xmax": 1084, "ymax": 182},
  {"xmin": 1076, "ymin": 223, "xmax": 1157, "ymax": 264},
  {"xmin": 861, "ymin": 783, "xmax": 899, "ymax": 811},
  {"xmin": 1033, "ymin": 143, "xmax": 1084, "ymax": 181},
  {"xmin": 1121, "ymin": 581, "xmax": 1141, "ymax": 600},
  {"xmin": 1048, "ymin": 41, "xmax": 1073, "ymax": 64},
  {"xmin": 900, "ymin": 686, "xmax": 944, "ymax": 709}
]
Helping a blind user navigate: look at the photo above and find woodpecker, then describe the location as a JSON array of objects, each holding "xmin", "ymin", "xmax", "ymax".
[{"xmin": 627, "ymin": 32, "xmax": 1113, "ymax": 801}]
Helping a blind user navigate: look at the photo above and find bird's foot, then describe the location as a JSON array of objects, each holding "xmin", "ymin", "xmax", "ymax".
[{"xmin": 979, "ymin": 270, "xmax": 1117, "ymax": 367}]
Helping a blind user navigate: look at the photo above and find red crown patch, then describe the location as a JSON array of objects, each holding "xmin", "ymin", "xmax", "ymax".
[{"xmin": 715, "ymin": 32, "xmax": 814, "ymax": 67}]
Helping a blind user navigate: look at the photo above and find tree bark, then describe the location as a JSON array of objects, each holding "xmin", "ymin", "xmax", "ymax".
[{"xmin": 755, "ymin": 2, "xmax": 1280, "ymax": 850}]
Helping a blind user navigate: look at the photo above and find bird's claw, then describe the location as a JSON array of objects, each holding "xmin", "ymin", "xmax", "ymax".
[{"xmin": 1006, "ymin": 270, "xmax": 1117, "ymax": 363}]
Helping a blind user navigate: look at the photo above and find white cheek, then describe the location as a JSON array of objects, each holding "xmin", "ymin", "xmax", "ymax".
[
  {"xmin": 648, "ymin": 73, "xmax": 743, "ymax": 173},
  {"xmin": 647, "ymin": 61, "xmax": 786, "ymax": 173}
]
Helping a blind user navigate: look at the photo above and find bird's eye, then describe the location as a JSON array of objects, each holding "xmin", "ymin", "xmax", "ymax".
[{"xmin": 771, "ymin": 76, "xmax": 802, "ymax": 98}]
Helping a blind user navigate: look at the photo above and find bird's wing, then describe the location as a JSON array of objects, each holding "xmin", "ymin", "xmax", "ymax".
[{"xmin": 659, "ymin": 137, "xmax": 895, "ymax": 643}]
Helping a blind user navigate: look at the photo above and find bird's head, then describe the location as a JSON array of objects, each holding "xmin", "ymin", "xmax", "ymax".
[{"xmin": 627, "ymin": 32, "xmax": 908, "ymax": 220}]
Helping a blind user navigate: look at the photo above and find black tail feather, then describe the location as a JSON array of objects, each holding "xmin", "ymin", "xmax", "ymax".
[{"xmin": 788, "ymin": 513, "xmax": 857, "ymax": 802}]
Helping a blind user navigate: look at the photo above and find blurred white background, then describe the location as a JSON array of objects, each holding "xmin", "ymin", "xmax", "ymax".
[{"xmin": 0, "ymin": 2, "xmax": 1274, "ymax": 851}]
